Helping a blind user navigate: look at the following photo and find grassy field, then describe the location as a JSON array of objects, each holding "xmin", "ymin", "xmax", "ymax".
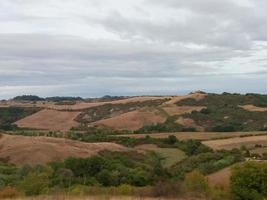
[
  {"xmin": 119, "ymin": 131, "xmax": 267, "ymax": 141},
  {"xmin": 135, "ymin": 144, "xmax": 187, "ymax": 167}
]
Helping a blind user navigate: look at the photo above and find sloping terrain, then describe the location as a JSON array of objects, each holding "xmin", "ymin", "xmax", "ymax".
[
  {"xmin": 202, "ymin": 135, "xmax": 267, "ymax": 150},
  {"xmin": 15, "ymin": 109, "xmax": 81, "ymax": 132},
  {"xmin": 94, "ymin": 109, "xmax": 166, "ymax": 131},
  {"xmin": 176, "ymin": 93, "xmax": 267, "ymax": 132},
  {"xmin": 0, "ymin": 134, "xmax": 126, "ymax": 165},
  {"xmin": 207, "ymin": 165, "xmax": 232, "ymax": 187}
]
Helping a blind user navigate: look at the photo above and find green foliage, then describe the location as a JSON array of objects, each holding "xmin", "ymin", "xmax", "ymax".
[
  {"xmin": 135, "ymin": 116, "xmax": 196, "ymax": 133},
  {"xmin": 230, "ymin": 162, "xmax": 267, "ymax": 200},
  {"xmin": 13, "ymin": 95, "xmax": 44, "ymax": 101},
  {"xmin": 17, "ymin": 171, "xmax": 50, "ymax": 196},
  {"xmin": 176, "ymin": 93, "xmax": 267, "ymax": 132},
  {"xmin": 0, "ymin": 107, "xmax": 40, "ymax": 131},
  {"xmin": 172, "ymin": 149, "xmax": 244, "ymax": 179}
]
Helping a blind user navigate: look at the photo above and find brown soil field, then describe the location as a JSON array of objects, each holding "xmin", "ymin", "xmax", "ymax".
[
  {"xmin": 15, "ymin": 109, "xmax": 81, "ymax": 132},
  {"xmin": 240, "ymin": 105, "xmax": 267, "ymax": 112},
  {"xmin": 0, "ymin": 134, "xmax": 126, "ymax": 165},
  {"xmin": 94, "ymin": 110, "xmax": 165, "ymax": 131},
  {"xmin": 120, "ymin": 131, "xmax": 267, "ymax": 141},
  {"xmin": 202, "ymin": 135, "xmax": 267, "ymax": 150},
  {"xmin": 207, "ymin": 166, "xmax": 232, "ymax": 187}
]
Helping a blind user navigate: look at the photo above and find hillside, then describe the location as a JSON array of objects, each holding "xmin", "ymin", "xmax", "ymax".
[
  {"xmin": 0, "ymin": 133, "xmax": 126, "ymax": 165},
  {"xmin": 0, "ymin": 92, "xmax": 267, "ymax": 199}
]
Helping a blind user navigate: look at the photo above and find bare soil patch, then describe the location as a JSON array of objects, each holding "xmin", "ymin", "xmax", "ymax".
[
  {"xmin": 240, "ymin": 104, "xmax": 267, "ymax": 112},
  {"xmin": 94, "ymin": 110, "xmax": 166, "ymax": 131},
  {"xmin": 15, "ymin": 109, "xmax": 81, "ymax": 132},
  {"xmin": 0, "ymin": 134, "xmax": 126, "ymax": 165},
  {"xmin": 202, "ymin": 135, "xmax": 267, "ymax": 150}
]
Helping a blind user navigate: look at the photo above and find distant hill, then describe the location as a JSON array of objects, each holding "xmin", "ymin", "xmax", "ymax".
[
  {"xmin": 13, "ymin": 95, "xmax": 45, "ymax": 101},
  {"xmin": 2, "ymin": 92, "xmax": 267, "ymax": 133}
]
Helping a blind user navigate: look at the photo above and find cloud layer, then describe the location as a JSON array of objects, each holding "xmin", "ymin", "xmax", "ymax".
[{"xmin": 0, "ymin": 0, "xmax": 267, "ymax": 98}]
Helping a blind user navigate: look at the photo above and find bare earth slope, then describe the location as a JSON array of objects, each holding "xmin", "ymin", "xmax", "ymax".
[
  {"xmin": 15, "ymin": 109, "xmax": 81, "ymax": 132},
  {"xmin": 0, "ymin": 134, "xmax": 126, "ymax": 165},
  {"xmin": 94, "ymin": 110, "xmax": 165, "ymax": 131}
]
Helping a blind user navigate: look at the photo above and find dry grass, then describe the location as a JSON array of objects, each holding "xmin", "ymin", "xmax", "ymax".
[
  {"xmin": 0, "ymin": 134, "xmax": 126, "ymax": 165},
  {"xmin": 15, "ymin": 109, "xmax": 81, "ymax": 132},
  {"xmin": 207, "ymin": 166, "xmax": 232, "ymax": 187},
  {"xmin": 202, "ymin": 135, "xmax": 267, "ymax": 150},
  {"xmin": 119, "ymin": 131, "xmax": 267, "ymax": 141},
  {"xmin": 240, "ymin": 105, "xmax": 267, "ymax": 112},
  {"xmin": 94, "ymin": 110, "xmax": 166, "ymax": 131}
]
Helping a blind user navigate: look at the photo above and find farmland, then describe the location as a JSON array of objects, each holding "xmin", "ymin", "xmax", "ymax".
[
  {"xmin": 202, "ymin": 135, "xmax": 267, "ymax": 150},
  {"xmin": 0, "ymin": 92, "xmax": 267, "ymax": 199}
]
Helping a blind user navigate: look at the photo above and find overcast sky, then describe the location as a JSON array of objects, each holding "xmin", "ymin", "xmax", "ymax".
[{"xmin": 0, "ymin": 0, "xmax": 267, "ymax": 98}]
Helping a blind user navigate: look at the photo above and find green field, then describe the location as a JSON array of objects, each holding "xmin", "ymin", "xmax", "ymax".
[{"xmin": 136, "ymin": 144, "xmax": 187, "ymax": 167}]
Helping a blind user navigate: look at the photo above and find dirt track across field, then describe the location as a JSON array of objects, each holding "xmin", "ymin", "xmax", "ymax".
[{"xmin": 0, "ymin": 134, "xmax": 126, "ymax": 165}]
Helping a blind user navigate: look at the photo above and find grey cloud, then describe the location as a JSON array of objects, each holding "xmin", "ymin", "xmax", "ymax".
[{"xmin": 0, "ymin": 0, "xmax": 267, "ymax": 98}]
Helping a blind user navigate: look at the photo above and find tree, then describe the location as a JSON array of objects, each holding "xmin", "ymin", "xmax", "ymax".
[
  {"xmin": 230, "ymin": 162, "xmax": 267, "ymax": 200},
  {"xmin": 167, "ymin": 135, "xmax": 178, "ymax": 145},
  {"xmin": 18, "ymin": 171, "xmax": 50, "ymax": 196}
]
